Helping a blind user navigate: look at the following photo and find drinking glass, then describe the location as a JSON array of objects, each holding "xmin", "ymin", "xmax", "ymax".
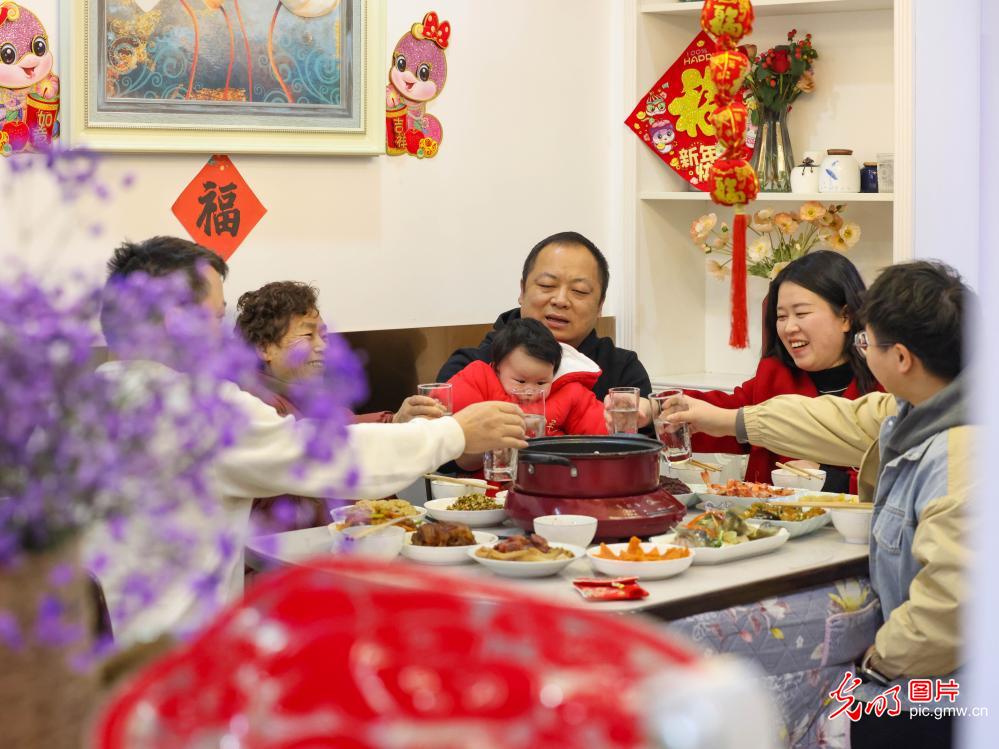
[
  {"xmin": 652, "ymin": 390, "xmax": 692, "ymax": 472},
  {"xmin": 524, "ymin": 413, "xmax": 547, "ymax": 439},
  {"xmin": 417, "ymin": 382, "xmax": 453, "ymax": 415},
  {"xmin": 607, "ymin": 386, "xmax": 640, "ymax": 434},
  {"xmin": 483, "ymin": 447, "xmax": 517, "ymax": 482}
]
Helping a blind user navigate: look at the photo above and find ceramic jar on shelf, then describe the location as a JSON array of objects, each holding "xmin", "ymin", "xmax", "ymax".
[
  {"xmin": 790, "ymin": 151, "xmax": 821, "ymax": 194},
  {"xmin": 818, "ymin": 149, "xmax": 860, "ymax": 193}
]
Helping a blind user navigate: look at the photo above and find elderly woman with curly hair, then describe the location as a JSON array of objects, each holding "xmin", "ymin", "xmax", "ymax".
[{"xmin": 235, "ymin": 281, "xmax": 444, "ymax": 531}]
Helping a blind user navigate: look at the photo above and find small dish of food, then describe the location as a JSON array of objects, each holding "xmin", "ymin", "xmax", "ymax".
[
  {"xmin": 652, "ymin": 509, "xmax": 789, "ymax": 564},
  {"xmin": 469, "ymin": 534, "xmax": 584, "ymax": 578},
  {"xmin": 400, "ymin": 522, "xmax": 499, "ymax": 565},
  {"xmin": 424, "ymin": 493, "xmax": 507, "ymax": 527},
  {"xmin": 587, "ymin": 537, "xmax": 693, "ymax": 580},
  {"xmin": 740, "ymin": 501, "xmax": 831, "ymax": 539},
  {"xmin": 698, "ymin": 479, "xmax": 798, "ymax": 510},
  {"xmin": 330, "ymin": 498, "xmax": 427, "ymax": 532}
]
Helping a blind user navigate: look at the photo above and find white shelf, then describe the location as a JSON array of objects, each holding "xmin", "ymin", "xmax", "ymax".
[
  {"xmin": 640, "ymin": 191, "xmax": 894, "ymax": 202},
  {"xmin": 641, "ymin": 0, "xmax": 893, "ymax": 17},
  {"xmin": 651, "ymin": 371, "xmax": 753, "ymax": 393}
]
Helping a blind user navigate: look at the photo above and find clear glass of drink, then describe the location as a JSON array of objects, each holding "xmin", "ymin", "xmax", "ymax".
[
  {"xmin": 607, "ymin": 386, "xmax": 640, "ymax": 434},
  {"xmin": 524, "ymin": 413, "xmax": 547, "ymax": 439},
  {"xmin": 417, "ymin": 382, "xmax": 453, "ymax": 415},
  {"xmin": 483, "ymin": 447, "xmax": 517, "ymax": 482},
  {"xmin": 652, "ymin": 389, "xmax": 691, "ymax": 474}
]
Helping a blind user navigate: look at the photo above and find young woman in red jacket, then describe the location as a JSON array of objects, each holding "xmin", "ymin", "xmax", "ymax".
[{"xmin": 682, "ymin": 251, "xmax": 878, "ymax": 491}]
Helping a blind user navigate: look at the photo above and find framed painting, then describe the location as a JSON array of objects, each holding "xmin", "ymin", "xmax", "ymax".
[{"xmin": 66, "ymin": 0, "xmax": 385, "ymax": 154}]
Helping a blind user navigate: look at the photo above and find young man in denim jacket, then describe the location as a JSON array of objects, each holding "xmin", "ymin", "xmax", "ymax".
[{"xmin": 669, "ymin": 261, "xmax": 974, "ymax": 747}]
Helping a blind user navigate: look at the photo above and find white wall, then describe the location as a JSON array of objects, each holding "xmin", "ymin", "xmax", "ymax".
[
  {"xmin": 2, "ymin": 0, "xmax": 618, "ymax": 332},
  {"xmin": 912, "ymin": 0, "xmax": 980, "ymax": 284}
]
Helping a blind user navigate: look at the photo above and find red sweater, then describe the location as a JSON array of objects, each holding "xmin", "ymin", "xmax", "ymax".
[
  {"xmin": 448, "ymin": 350, "xmax": 609, "ymax": 436},
  {"xmin": 683, "ymin": 356, "xmax": 873, "ymax": 484}
]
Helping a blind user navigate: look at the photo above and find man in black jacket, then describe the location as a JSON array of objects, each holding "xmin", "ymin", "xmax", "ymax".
[{"xmin": 436, "ymin": 231, "xmax": 652, "ymax": 401}]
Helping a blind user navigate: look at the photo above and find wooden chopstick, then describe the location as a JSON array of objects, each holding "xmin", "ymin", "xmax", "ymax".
[
  {"xmin": 777, "ymin": 500, "xmax": 874, "ymax": 511},
  {"xmin": 423, "ymin": 473, "xmax": 490, "ymax": 488},
  {"xmin": 775, "ymin": 461, "xmax": 823, "ymax": 479},
  {"xmin": 687, "ymin": 458, "xmax": 722, "ymax": 472}
]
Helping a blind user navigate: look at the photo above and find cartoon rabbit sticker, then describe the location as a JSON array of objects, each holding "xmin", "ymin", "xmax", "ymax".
[
  {"xmin": 0, "ymin": 1, "xmax": 59, "ymax": 156},
  {"xmin": 386, "ymin": 10, "xmax": 450, "ymax": 159}
]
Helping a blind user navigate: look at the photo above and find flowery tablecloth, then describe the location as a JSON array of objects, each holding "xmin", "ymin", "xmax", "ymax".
[{"xmin": 666, "ymin": 577, "xmax": 883, "ymax": 749}]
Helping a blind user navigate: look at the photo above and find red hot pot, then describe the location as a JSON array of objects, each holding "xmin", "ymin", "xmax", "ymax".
[{"xmin": 504, "ymin": 435, "xmax": 685, "ymax": 540}]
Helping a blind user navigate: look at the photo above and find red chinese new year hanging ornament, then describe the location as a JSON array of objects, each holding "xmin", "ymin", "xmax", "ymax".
[{"xmin": 701, "ymin": 0, "xmax": 758, "ymax": 349}]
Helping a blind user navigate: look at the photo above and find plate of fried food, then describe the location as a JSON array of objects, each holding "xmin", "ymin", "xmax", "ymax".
[
  {"xmin": 330, "ymin": 498, "xmax": 427, "ymax": 532},
  {"xmin": 652, "ymin": 509, "xmax": 789, "ymax": 564},
  {"xmin": 424, "ymin": 493, "xmax": 507, "ymax": 527},
  {"xmin": 697, "ymin": 479, "xmax": 798, "ymax": 510},
  {"xmin": 587, "ymin": 536, "xmax": 693, "ymax": 580},
  {"xmin": 740, "ymin": 501, "xmax": 830, "ymax": 539},
  {"xmin": 470, "ymin": 534, "xmax": 585, "ymax": 578},
  {"xmin": 400, "ymin": 521, "xmax": 499, "ymax": 565}
]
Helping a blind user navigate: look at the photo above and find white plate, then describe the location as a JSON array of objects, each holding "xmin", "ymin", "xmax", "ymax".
[
  {"xmin": 401, "ymin": 530, "xmax": 499, "ymax": 565},
  {"xmin": 468, "ymin": 542, "xmax": 585, "ymax": 578},
  {"xmin": 671, "ymin": 482, "xmax": 707, "ymax": 508},
  {"xmin": 651, "ymin": 527, "xmax": 790, "ymax": 565},
  {"xmin": 697, "ymin": 487, "xmax": 800, "ymax": 511},
  {"xmin": 424, "ymin": 496, "xmax": 507, "ymax": 527},
  {"xmin": 330, "ymin": 503, "xmax": 428, "ymax": 528},
  {"xmin": 744, "ymin": 513, "xmax": 830, "ymax": 539},
  {"xmin": 586, "ymin": 542, "xmax": 694, "ymax": 580}
]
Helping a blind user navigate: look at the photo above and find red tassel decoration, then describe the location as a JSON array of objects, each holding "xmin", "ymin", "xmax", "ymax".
[
  {"xmin": 730, "ymin": 210, "xmax": 749, "ymax": 348},
  {"xmin": 701, "ymin": 0, "xmax": 756, "ymax": 350}
]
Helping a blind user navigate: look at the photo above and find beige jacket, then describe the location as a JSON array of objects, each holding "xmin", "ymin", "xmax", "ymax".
[{"xmin": 743, "ymin": 392, "xmax": 971, "ymax": 678}]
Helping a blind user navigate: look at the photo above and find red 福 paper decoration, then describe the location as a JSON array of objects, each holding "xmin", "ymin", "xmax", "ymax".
[
  {"xmin": 625, "ymin": 32, "xmax": 724, "ymax": 191},
  {"xmin": 172, "ymin": 155, "xmax": 266, "ymax": 261},
  {"xmin": 701, "ymin": 0, "xmax": 759, "ymax": 349}
]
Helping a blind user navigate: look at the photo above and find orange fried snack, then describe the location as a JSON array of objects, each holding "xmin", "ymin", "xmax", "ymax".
[{"xmin": 594, "ymin": 537, "xmax": 690, "ymax": 561}]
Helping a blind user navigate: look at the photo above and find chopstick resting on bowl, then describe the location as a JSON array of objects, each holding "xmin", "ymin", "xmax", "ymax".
[
  {"xmin": 351, "ymin": 514, "xmax": 411, "ymax": 539},
  {"xmin": 687, "ymin": 458, "xmax": 722, "ymax": 472},
  {"xmin": 779, "ymin": 499, "xmax": 874, "ymax": 511},
  {"xmin": 775, "ymin": 461, "xmax": 823, "ymax": 479},
  {"xmin": 423, "ymin": 473, "xmax": 490, "ymax": 489}
]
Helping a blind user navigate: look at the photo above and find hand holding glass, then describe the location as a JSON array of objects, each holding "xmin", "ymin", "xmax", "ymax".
[
  {"xmin": 607, "ymin": 387, "xmax": 640, "ymax": 434},
  {"xmin": 417, "ymin": 382, "xmax": 453, "ymax": 415},
  {"xmin": 653, "ymin": 390, "xmax": 692, "ymax": 465}
]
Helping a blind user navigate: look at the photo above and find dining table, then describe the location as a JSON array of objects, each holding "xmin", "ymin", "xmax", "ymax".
[{"xmin": 244, "ymin": 512, "xmax": 869, "ymax": 622}]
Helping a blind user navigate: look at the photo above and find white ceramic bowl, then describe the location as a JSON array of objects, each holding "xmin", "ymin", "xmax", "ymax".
[
  {"xmin": 586, "ymin": 542, "xmax": 693, "ymax": 580},
  {"xmin": 430, "ymin": 480, "xmax": 487, "ymax": 500},
  {"xmin": 829, "ymin": 508, "xmax": 873, "ymax": 544},
  {"xmin": 328, "ymin": 524, "xmax": 405, "ymax": 560},
  {"xmin": 424, "ymin": 496, "xmax": 507, "ymax": 527},
  {"xmin": 533, "ymin": 515, "xmax": 598, "ymax": 547},
  {"xmin": 771, "ymin": 468, "xmax": 826, "ymax": 492},
  {"xmin": 468, "ymin": 543, "xmax": 585, "ymax": 578},
  {"xmin": 401, "ymin": 530, "xmax": 499, "ymax": 565},
  {"xmin": 664, "ymin": 459, "xmax": 722, "ymax": 487}
]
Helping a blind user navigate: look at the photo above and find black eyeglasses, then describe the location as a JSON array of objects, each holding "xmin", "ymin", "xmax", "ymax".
[{"xmin": 853, "ymin": 331, "xmax": 895, "ymax": 354}]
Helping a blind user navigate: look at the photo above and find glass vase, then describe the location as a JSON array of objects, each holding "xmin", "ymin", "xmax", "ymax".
[{"xmin": 750, "ymin": 108, "xmax": 794, "ymax": 192}]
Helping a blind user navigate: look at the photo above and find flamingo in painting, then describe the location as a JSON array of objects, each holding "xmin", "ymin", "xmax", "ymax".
[{"xmin": 267, "ymin": 0, "xmax": 340, "ymax": 104}]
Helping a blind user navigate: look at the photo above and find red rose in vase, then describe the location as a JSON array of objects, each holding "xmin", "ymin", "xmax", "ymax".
[{"xmin": 771, "ymin": 49, "xmax": 790, "ymax": 74}]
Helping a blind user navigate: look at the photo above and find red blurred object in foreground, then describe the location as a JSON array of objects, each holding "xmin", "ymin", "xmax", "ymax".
[{"xmin": 96, "ymin": 558, "xmax": 699, "ymax": 748}]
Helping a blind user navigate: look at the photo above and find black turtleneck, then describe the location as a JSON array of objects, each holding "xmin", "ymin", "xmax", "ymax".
[{"xmin": 807, "ymin": 361, "xmax": 854, "ymax": 396}]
